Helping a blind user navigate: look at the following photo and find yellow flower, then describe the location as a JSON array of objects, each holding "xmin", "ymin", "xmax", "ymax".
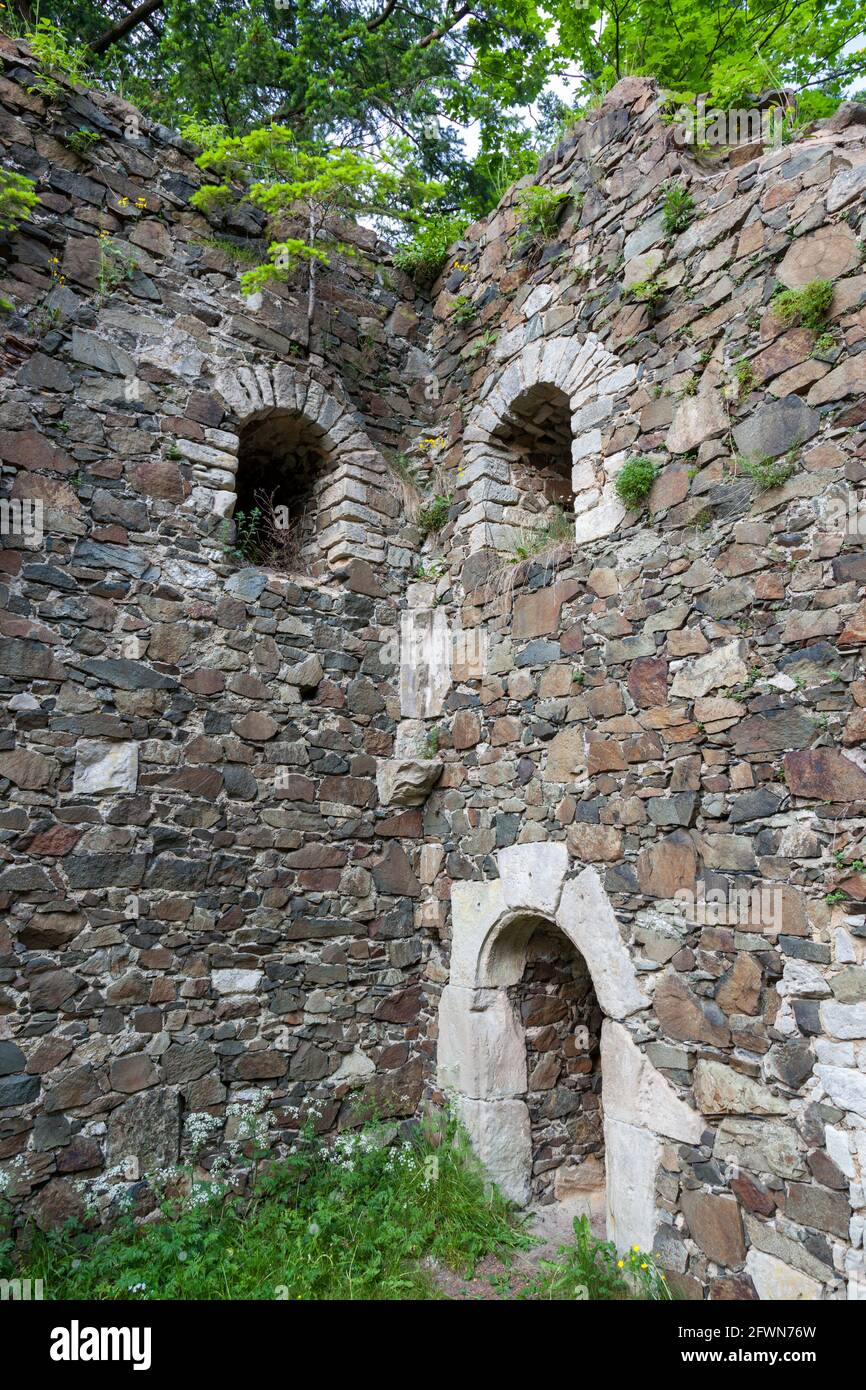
[
  {"xmin": 641, "ymin": 1262, "xmax": 648, "ymax": 1270},
  {"xmin": 617, "ymin": 1260, "xmax": 624, "ymax": 1269},
  {"xmin": 632, "ymin": 1245, "xmax": 640, "ymax": 1252},
  {"xmin": 119, "ymin": 196, "xmax": 129, "ymax": 207}
]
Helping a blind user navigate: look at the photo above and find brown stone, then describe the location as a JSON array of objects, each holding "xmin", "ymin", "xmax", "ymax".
[
  {"xmin": 654, "ymin": 971, "xmax": 731, "ymax": 1046},
  {"xmin": 627, "ymin": 656, "xmax": 668, "ymax": 708},
  {"xmin": 371, "ymin": 842, "xmax": 421, "ymax": 897},
  {"xmin": 840, "ymin": 599, "xmax": 866, "ymax": 645},
  {"xmin": 709, "ymin": 1275, "xmax": 758, "ymax": 1300},
  {"xmin": 0, "ymin": 749, "xmax": 56, "ymax": 789},
  {"xmin": 235, "ymin": 1050, "xmax": 288, "ymax": 1080},
  {"xmin": 566, "ymin": 823, "xmax": 623, "ymax": 862},
  {"xmin": 513, "ymin": 584, "xmax": 565, "ymax": 638},
  {"xmin": 717, "ymin": 953, "xmax": 762, "ymax": 1016},
  {"xmin": 452, "ymin": 710, "xmax": 481, "ymax": 749},
  {"xmin": 0, "ymin": 428, "xmax": 74, "ymax": 472},
  {"xmin": 29, "ymin": 970, "xmax": 79, "ymax": 1011},
  {"xmin": 233, "ymin": 712, "xmax": 279, "ymax": 741},
  {"xmin": 129, "ymin": 459, "xmax": 186, "ymax": 501},
  {"xmin": 374, "ymin": 986, "xmax": 423, "ymax": 1024},
  {"xmin": 110, "ymin": 1053, "xmax": 159, "ymax": 1093},
  {"xmin": 777, "ymin": 224, "xmax": 860, "ymax": 288},
  {"xmin": 681, "ymin": 1188, "xmax": 746, "ymax": 1268},
  {"xmin": 784, "ymin": 749, "xmax": 866, "ymax": 801},
  {"xmin": 731, "ymin": 1172, "xmax": 776, "ymax": 1216},
  {"xmin": 636, "ymin": 830, "xmax": 697, "ymax": 897}
]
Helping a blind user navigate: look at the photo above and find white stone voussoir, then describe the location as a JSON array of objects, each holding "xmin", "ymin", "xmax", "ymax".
[
  {"xmin": 497, "ymin": 840, "xmax": 569, "ymax": 916},
  {"xmin": 556, "ymin": 869, "xmax": 649, "ymax": 1018}
]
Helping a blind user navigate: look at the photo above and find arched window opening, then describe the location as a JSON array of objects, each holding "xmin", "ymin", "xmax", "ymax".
[
  {"xmin": 508, "ymin": 922, "xmax": 604, "ymax": 1221},
  {"xmin": 234, "ymin": 408, "xmax": 332, "ymax": 575},
  {"xmin": 494, "ymin": 383, "xmax": 573, "ymax": 517}
]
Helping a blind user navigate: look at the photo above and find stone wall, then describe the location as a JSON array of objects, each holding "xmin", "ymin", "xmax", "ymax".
[
  {"xmin": 417, "ymin": 80, "xmax": 866, "ymax": 1300},
  {"xmin": 3, "ymin": 29, "xmax": 866, "ymax": 1302},
  {"xmin": 0, "ymin": 36, "xmax": 434, "ymax": 1232}
]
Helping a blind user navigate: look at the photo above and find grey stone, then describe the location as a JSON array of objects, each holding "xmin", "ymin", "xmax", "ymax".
[{"xmin": 732, "ymin": 394, "xmax": 820, "ymax": 462}]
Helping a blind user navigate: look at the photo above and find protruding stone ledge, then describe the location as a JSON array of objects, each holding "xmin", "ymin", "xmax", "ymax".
[{"xmin": 376, "ymin": 757, "xmax": 442, "ymax": 807}]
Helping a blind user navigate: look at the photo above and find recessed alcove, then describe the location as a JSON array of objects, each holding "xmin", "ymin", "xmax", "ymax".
[
  {"xmin": 492, "ymin": 382, "xmax": 573, "ymax": 514},
  {"xmin": 511, "ymin": 923, "xmax": 604, "ymax": 1214},
  {"xmin": 234, "ymin": 408, "xmax": 332, "ymax": 574}
]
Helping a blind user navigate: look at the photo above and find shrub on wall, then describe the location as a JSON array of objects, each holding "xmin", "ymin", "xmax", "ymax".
[
  {"xmin": 516, "ymin": 185, "xmax": 569, "ymax": 239},
  {"xmin": 615, "ymin": 456, "xmax": 659, "ymax": 509},
  {"xmin": 393, "ymin": 214, "xmax": 469, "ymax": 282},
  {"xmin": 771, "ymin": 278, "xmax": 834, "ymax": 331}
]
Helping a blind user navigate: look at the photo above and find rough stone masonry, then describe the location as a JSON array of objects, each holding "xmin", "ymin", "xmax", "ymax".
[{"xmin": 2, "ymin": 32, "xmax": 866, "ymax": 1300}]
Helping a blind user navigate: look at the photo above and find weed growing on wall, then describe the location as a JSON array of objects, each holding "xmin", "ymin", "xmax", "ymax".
[
  {"xmin": 516, "ymin": 185, "xmax": 569, "ymax": 239},
  {"xmin": 736, "ymin": 453, "xmax": 798, "ymax": 490},
  {"xmin": 661, "ymin": 182, "xmax": 695, "ymax": 236},
  {"xmin": 393, "ymin": 214, "xmax": 469, "ymax": 282},
  {"xmin": 615, "ymin": 456, "xmax": 659, "ymax": 509},
  {"xmin": 417, "ymin": 493, "xmax": 452, "ymax": 536},
  {"xmin": 771, "ymin": 278, "xmax": 834, "ymax": 330},
  {"xmin": 0, "ymin": 168, "xmax": 38, "ymax": 235},
  {"xmin": 522, "ymin": 1216, "xmax": 671, "ymax": 1301}
]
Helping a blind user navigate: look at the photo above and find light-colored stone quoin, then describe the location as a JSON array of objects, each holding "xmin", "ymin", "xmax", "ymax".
[{"xmin": 440, "ymin": 847, "xmax": 703, "ymax": 1254}]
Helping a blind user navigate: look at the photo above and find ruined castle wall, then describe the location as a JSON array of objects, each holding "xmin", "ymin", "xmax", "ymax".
[
  {"xmin": 0, "ymin": 36, "xmax": 434, "ymax": 1231},
  {"xmin": 417, "ymin": 79, "xmax": 866, "ymax": 1298}
]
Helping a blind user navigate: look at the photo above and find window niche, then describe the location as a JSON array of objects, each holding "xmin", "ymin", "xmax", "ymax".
[
  {"xmin": 493, "ymin": 382, "xmax": 573, "ymax": 517},
  {"xmin": 233, "ymin": 408, "xmax": 332, "ymax": 575}
]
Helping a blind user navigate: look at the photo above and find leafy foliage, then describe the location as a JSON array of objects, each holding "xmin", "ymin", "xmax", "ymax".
[
  {"xmin": 771, "ymin": 278, "xmax": 834, "ymax": 330},
  {"xmin": 661, "ymin": 182, "xmax": 694, "ymax": 236},
  {"xmin": 615, "ymin": 456, "xmax": 659, "ymax": 509},
  {"xmin": 27, "ymin": 16, "xmax": 90, "ymax": 95},
  {"xmin": 393, "ymin": 213, "xmax": 468, "ymax": 282},
  {"xmin": 191, "ymin": 126, "xmax": 440, "ymax": 295},
  {"xmin": 7, "ymin": 4, "xmax": 866, "ymax": 218},
  {"xmin": 737, "ymin": 453, "xmax": 798, "ymax": 490},
  {"xmin": 521, "ymin": 1215, "xmax": 672, "ymax": 1301},
  {"xmin": 0, "ymin": 168, "xmax": 39, "ymax": 235},
  {"xmin": 627, "ymin": 276, "xmax": 667, "ymax": 315},
  {"xmin": 516, "ymin": 184, "xmax": 569, "ymax": 239},
  {"xmin": 16, "ymin": 1113, "xmax": 530, "ymax": 1300},
  {"xmin": 417, "ymin": 493, "xmax": 452, "ymax": 536}
]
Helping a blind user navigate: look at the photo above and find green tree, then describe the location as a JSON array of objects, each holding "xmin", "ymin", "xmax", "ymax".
[{"xmin": 191, "ymin": 125, "xmax": 441, "ymax": 311}]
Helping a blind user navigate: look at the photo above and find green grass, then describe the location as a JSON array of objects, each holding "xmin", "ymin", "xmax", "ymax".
[
  {"xmin": 737, "ymin": 453, "xmax": 797, "ymax": 490},
  {"xmin": 508, "ymin": 504, "xmax": 573, "ymax": 562},
  {"xmin": 13, "ymin": 1114, "xmax": 531, "ymax": 1301},
  {"xmin": 417, "ymin": 493, "xmax": 452, "ymax": 536}
]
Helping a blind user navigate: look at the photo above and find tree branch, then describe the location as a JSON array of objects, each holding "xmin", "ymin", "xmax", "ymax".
[
  {"xmin": 88, "ymin": 0, "xmax": 164, "ymax": 56},
  {"xmin": 416, "ymin": 3, "xmax": 473, "ymax": 50}
]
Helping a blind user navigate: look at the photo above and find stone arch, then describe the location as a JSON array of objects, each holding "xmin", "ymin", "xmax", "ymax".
[
  {"xmin": 188, "ymin": 362, "xmax": 398, "ymax": 572},
  {"xmin": 438, "ymin": 843, "xmax": 703, "ymax": 1252},
  {"xmin": 457, "ymin": 333, "xmax": 637, "ymax": 555}
]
